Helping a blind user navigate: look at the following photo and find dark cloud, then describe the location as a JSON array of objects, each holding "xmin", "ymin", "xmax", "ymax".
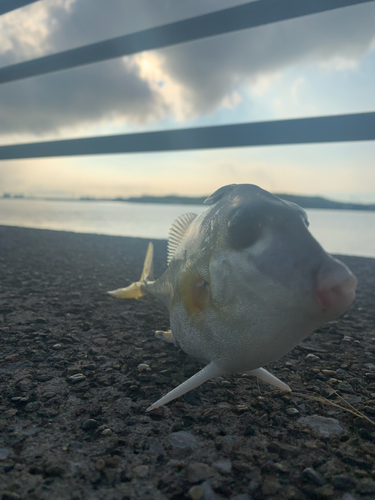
[{"xmin": 0, "ymin": 0, "xmax": 374, "ymax": 137}]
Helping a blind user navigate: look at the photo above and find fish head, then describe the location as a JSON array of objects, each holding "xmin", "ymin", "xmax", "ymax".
[{"xmin": 204, "ymin": 184, "xmax": 357, "ymax": 366}]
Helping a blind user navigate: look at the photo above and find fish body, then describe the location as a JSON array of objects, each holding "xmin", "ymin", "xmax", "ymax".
[{"xmin": 109, "ymin": 184, "xmax": 357, "ymax": 410}]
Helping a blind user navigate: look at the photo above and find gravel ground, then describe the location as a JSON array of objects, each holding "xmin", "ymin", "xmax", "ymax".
[{"xmin": 0, "ymin": 225, "xmax": 374, "ymax": 500}]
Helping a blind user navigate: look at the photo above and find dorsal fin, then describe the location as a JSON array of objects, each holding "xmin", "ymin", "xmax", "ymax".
[{"xmin": 167, "ymin": 213, "xmax": 197, "ymax": 264}]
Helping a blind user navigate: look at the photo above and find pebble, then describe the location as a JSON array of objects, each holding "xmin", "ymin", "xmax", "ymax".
[
  {"xmin": 67, "ymin": 373, "xmax": 86, "ymax": 384},
  {"xmin": 305, "ymin": 353, "xmax": 320, "ymax": 362},
  {"xmin": 262, "ymin": 477, "xmax": 281, "ymax": 495},
  {"xmin": 297, "ymin": 415, "xmax": 343, "ymax": 437},
  {"xmin": 137, "ymin": 363, "xmax": 151, "ymax": 372},
  {"xmin": 81, "ymin": 419, "xmax": 98, "ymax": 431},
  {"xmin": 286, "ymin": 407, "xmax": 299, "ymax": 416},
  {"xmin": 35, "ymin": 317, "xmax": 47, "ymax": 324},
  {"xmin": 52, "ymin": 344, "xmax": 62, "ymax": 350},
  {"xmin": 356, "ymin": 478, "xmax": 375, "ymax": 494},
  {"xmin": 2, "ymin": 409, "xmax": 17, "ymax": 418},
  {"xmin": 337, "ymin": 381, "xmax": 354, "ymax": 393},
  {"xmin": 83, "ymin": 363, "xmax": 96, "ymax": 371},
  {"xmin": 302, "ymin": 467, "xmax": 325, "ymax": 486},
  {"xmin": 188, "ymin": 485, "xmax": 203, "ymax": 500},
  {"xmin": 101, "ymin": 428, "xmax": 113, "ymax": 436},
  {"xmin": 213, "ymin": 459, "xmax": 232, "ymax": 473},
  {"xmin": 332, "ymin": 474, "xmax": 356, "ymax": 490},
  {"xmin": 0, "ymin": 448, "xmax": 10, "ymax": 460},
  {"xmin": 132, "ymin": 465, "xmax": 149, "ymax": 478},
  {"xmin": 2, "ymin": 492, "xmax": 21, "ymax": 500},
  {"xmin": 231, "ymin": 495, "xmax": 252, "ymax": 500},
  {"xmin": 95, "ymin": 459, "xmax": 105, "ymax": 471},
  {"xmin": 187, "ymin": 462, "xmax": 214, "ymax": 483},
  {"xmin": 200, "ymin": 481, "xmax": 216, "ymax": 500},
  {"xmin": 217, "ymin": 402, "xmax": 232, "ymax": 408},
  {"xmin": 167, "ymin": 431, "xmax": 198, "ymax": 449}
]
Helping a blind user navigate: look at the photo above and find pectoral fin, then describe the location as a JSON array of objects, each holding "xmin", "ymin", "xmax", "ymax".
[
  {"xmin": 146, "ymin": 362, "xmax": 224, "ymax": 412},
  {"xmin": 248, "ymin": 367, "xmax": 291, "ymax": 392},
  {"xmin": 155, "ymin": 329, "xmax": 176, "ymax": 344}
]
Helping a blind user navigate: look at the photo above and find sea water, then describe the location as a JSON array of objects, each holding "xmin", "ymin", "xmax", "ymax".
[{"xmin": 0, "ymin": 198, "xmax": 374, "ymax": 258}]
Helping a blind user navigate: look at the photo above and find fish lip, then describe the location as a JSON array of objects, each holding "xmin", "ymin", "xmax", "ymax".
[{"xmin": 315, "ymin": 273, "xmax": 358, "ymax": 316}]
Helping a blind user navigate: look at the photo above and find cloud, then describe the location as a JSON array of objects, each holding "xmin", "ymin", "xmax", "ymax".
[{"xmin": 0, "ymin": 0, "xmax": 374, "ymax": 138}]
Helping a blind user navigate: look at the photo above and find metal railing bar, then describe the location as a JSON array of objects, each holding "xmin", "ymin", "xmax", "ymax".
[
  {"xmin": 0, "ymin": 0, "xmax": 40, "ymax": 16},
  {"xmin": 0, "ymin": 0, "xmax": 373, "ymax": 84},
  {"xmin": 1, "ymin": 112, "xmax": 374, "ymax": 160}
]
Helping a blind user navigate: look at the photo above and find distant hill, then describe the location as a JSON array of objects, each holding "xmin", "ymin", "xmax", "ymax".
[{"xmin": 113, "ymin": 194, "xmax": 375, "ymax": 211}]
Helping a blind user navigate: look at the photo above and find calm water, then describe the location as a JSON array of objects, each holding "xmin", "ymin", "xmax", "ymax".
[{"xmin": 0, "ymin": 198, "xmax": 374, "ymax": 258}]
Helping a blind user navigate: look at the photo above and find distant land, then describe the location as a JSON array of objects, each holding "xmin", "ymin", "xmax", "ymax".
[
  {"xmin": 2, "ymin": 192, "xmax": 375, "ymax": 211},
  {"xmin": 109, "ymin": 194, "xmax": 375, "ymax": 211}
]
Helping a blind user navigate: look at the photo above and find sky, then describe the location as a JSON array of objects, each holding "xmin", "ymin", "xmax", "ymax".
[{"xmin": 0, "ymin": 0, "xmax": 374, "ymax": 202}]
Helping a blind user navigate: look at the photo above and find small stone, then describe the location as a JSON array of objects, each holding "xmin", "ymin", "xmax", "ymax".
[
  {"xmin": 83, "ymin": 363, "xmax": 96, "ymax": 370},
  {"xmin": 2, "ymin": 409, "xmax": 17, "ymax": 418},
  {"xmin": 332, "ymin": 474, "xmax": 356, "ymax": 490},
  {"xmin": 201, "ymin": 481, "xmax": 216, "ymax": 500},
  {"xmin": 303, "ymin": 467, "xmax": 325, "ymax": 485},
  {"xmin": 305, "ymin": 353, "xmax": 320, "ymax": 362},
  {"xmin": 68, "ymin": 373, "xmax": 86, "ymax": 384},
  {"xmin": 101, "ymin": 428, "xmax": 113, "ymax": 436},
  {"xmin": 217, "ymin": 402, "xmax": 232, "ymax": 408},
  {"xmin": 43, "ymin": 391, "xmax": 56, "ymax": 399},
  {"xmin": 167, "ymin": 431, "xmax": 198, "ymax": 449},
  {"xmin": 315, "ymin": 484, "xmax": 335, "ymax": 499},
  {"xmin": 286, "ymin": 407, "xmax": 299, "ymax": 416},
  {"xmin": 2, "ymin": 492, "xmax": 21, "ymax": 500},
  {"xmin": 35, "ymin": 317, "xmax": 47, "ymax": 324},
  {"xmin": 213, "ymin": 459, "xmax": 232, "ymax": 473},
  {"xmin": 0, "ymin": 448, "xmax": 10, "ymax": 460},
  {"xmin": 132, "ymin": 465, "xmax": 149, "ymax": 478},
  {"xmin": 356, "ymin": 478, "xmax": 375, "ymax": 494},
  {"xmin": 187, "ymin": 462, "xmax": 214, "ymax": 483},
  {"xmin": 188, "ymin": 485, "xmax": 204, "ymax": 500},
  {"xmin": 365, "ymin": 372, "xmax": 375, "ymax": 380},
  {"xmin": 231, "ymin": 495, "xmax": 252, "ymax": 500},
  {"xmin": 95, "ymin": 459, "xmax": 105, "ymax": 471},
  {"xmin": 337, "ymin": 381, "xmax": 354, "ymax": 393},
  {"xmin": 262, "ymin": 477, "xmax": 281, "ymax": 495},
  {"xmin": 81, "ymin": 419, "xmax": 98, "ymax": 431},
  {"xmin": 137, "ymin": 363, "xmax": 151, "ymax": 372},
  {"xmin": 297, "ymin": 415, "xmax": 343, "ymax": 437},
  {"xmin": 25, "ymin": 401, "xmax": 39, "ymax": 412},
  {"xmin": 52, "ymin": 344, "xmax": 62, "ymax": 350},
  {"xmin": 322, "ymin": 370, "xmax": 336, "ymax": 376}
]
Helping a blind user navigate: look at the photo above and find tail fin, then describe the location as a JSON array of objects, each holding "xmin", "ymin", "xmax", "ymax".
[{"xmin": 108, "ymin": 242, "xmax": 154, "ymax": 299}]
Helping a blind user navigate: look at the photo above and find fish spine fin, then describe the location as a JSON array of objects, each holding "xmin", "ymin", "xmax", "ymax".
[
  {"xmin": 146, "ymin": 362, "xmax": 224, "ymax": 412},
  {"xmin": 247, "ymin": 367, "xmax": 291, "ymax": 391},
  {"xmin": 108, "ymin": 242, "xmax": 154, "ymax": 299},
  {"xmin": 167, "ymin": 213, "xmax": 197, "ymax": 265}
]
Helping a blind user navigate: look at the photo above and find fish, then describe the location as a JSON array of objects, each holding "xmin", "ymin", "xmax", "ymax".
[{"xmin": 108, "ymin": 184, "xmax": 357, "ymax": 412}]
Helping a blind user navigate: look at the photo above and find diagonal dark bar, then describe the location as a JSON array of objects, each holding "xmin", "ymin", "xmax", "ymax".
[
  {"xmin": 0, "ymin": 0, "xmax": 374, "ymax": 84},
  {"xmin": 0, "ymin": 0, "xmax": 40, "ymax": 16},
  {"xmin": 1, "ymin": 112, "xmax": 374, "ymax": 160}
]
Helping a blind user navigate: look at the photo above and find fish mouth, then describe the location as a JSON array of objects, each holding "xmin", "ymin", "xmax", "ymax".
[{"xmin": 315, "ymin": 262, "xmax": 358, "ymax": 317}]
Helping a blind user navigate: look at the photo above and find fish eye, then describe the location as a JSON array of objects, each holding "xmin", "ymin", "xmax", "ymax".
[{"xmin": 227, "ymin": 208, "xmax": 263, "ymax": 250}]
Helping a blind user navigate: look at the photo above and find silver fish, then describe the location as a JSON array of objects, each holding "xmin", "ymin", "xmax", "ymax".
[{"xmin": 109, "ymin": 184, "xmax": 357, "ymax": 411}]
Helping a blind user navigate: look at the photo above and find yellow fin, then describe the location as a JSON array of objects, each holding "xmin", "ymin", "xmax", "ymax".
[{"xmin": 108, "ymin": 242, "xmax": 154, "ymax": 299}]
